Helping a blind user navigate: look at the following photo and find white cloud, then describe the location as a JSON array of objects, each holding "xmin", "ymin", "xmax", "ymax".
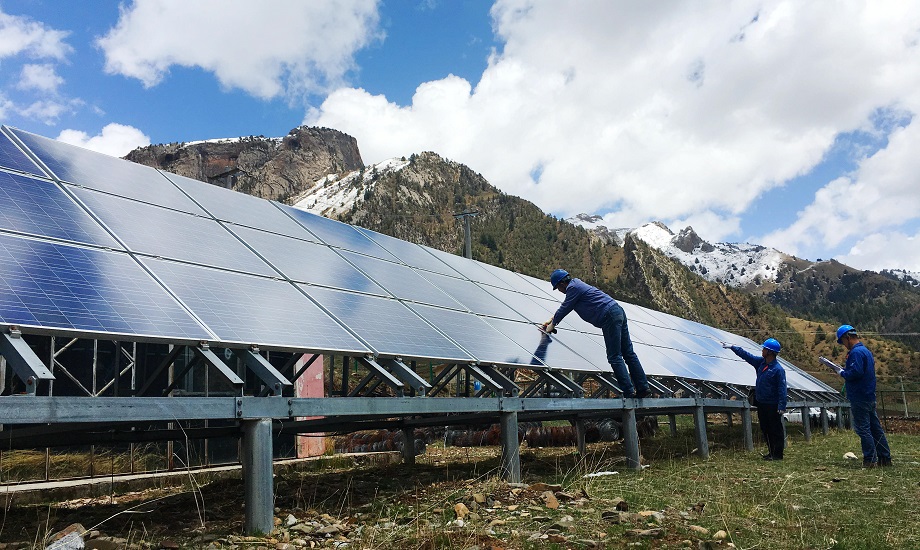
[
  {"xmin": 0, "ymin": 9, "xmax": 71, "ymax": 60},
  {"xmin": 18, "ymin": 63, "xmax": 63, "ymax": 92},
  {"xmin": 838, "ymin": 231, "xmax": 920, "ymax": 272},
  {"xmin": 56, "ymin": 123, "xmax": 151, "ymax": 157},
  {"xmin": 97, "ymin": 0, "xmax": 382, "ymax": 100},
  {"xmin": 18, "ymin": 100, "xmax": 74, "ymax": 124},
  {"xmin": 307, "ymin": 1, "xmax": 920, "ymax": 270}
]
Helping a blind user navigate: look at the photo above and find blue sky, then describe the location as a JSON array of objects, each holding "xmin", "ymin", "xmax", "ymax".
[{"xmin": 1, "ymin": 1, "xmax": 919, "ymax": 273}]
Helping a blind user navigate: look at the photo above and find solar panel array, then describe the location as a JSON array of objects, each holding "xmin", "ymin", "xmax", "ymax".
[{"xmin": 0, "ymin": 125, "xmax": 835, "ymax": 392}]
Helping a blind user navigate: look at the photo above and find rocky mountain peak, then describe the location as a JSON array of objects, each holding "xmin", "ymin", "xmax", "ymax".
[{"xmin": 673, "ymin": 226, "xmax": 715, "ymax": 253}]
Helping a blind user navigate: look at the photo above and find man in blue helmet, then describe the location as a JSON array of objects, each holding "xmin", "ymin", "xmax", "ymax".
[
  {"xmin": 724, "ymin": 338, "xmax": 787, "ymax": 460},
  {"xmin": 541, "ymin": 269, "xmax": 650, "ymax": 398},
  {"xmin": 835, "ymin": 324, "xmax": 892, "ymax": 467}
]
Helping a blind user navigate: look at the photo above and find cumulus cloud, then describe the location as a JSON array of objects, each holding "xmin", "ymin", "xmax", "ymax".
[
  {"xmin": 307, "ymin": 1, "xmax": 920, "ymax": 270},
  {"xmin": 57, "ymin": 123, "xmax": 151, "ymax": 157},
  {"xmin": 0, "ymin": 9, "xmax": 71, "ymax": 60},
  {"xmin": 18, "ymin": 63, "xmax": 64, "ymax": 92},
  {"xmin": 97, "ymin": 0, "xmax": 382, "ymax": 100},
  {"xmin": 839, "ymin": 231, "xmax": 920, "ymax": 272}
]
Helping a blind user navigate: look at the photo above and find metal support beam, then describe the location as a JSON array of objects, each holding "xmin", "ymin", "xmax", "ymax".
[
  {"xmin": 377, "ymin": 358, "xmax": 431, "ymax": 396},
  {"xmin": 741, "ymin": 406, "xmax": 754, "ymax": 451},
  {"xmin": 0, "ymin": 330, "xmax": 54, "ymax": 395},
  {"xmin": 726, "ymin": 412, "xmax": 734, "ymax": 428},
  {"xmin": 353, "ymin": 357, "xmax": 407, "ymax": 396},
  {"xmin": 499, "ymin": 411, "xmax": 521, "ymax": 483},
  {"xmin": 668, "ymin": 414, "xmax": 677, "ymax": 436},
  {"xmin": 622, "ymin": 408, "xmax": 641, "ymax": 470},
  {"xmin": 194, "ymin": 345, "xmax": 245, "ymax": 390},
  {"xmin": 539, "ymin": 370, "xmax": 583, "ymax": 397},
  {"xmin": 137, "ymin": 345, "xmax": 185, "ymax": 397},
  {"xmin": 693, "ymin": 403, "xmax": 710, "ymax": 459},
  {"xmin": 238, "ymin": 349, "xmax": 292, "ymax": 396},
  {"xmin": 242, "ymin": 419, "xmax": 274, "ymax": 535},
  {"xmin": 590, "ymin": 373, "xmax": 621, "ymax": 398},
  {"xmin": 401, "ymin": 426, "xmax": 416, "ymax": 465},
  {"xmin": 473, "ymin": 364, "xmax": 519, "ymax": 397},
  {"xmin": 820, "ymin": 407, "xmax": 830, "ymax": 436},
  {"xmin": 801, "ymin": 406, "xmax": 812, "ymax": 442}
]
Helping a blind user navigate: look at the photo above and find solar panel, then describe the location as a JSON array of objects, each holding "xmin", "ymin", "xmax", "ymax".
[
  {"xmin": 417, "ymin": 271, "xmax": 528, "ymax": 320},
  {"xmin": 337, "ymin": 250, "xmax": 465, "ymax": 309},
  {"xmin": 71, "ymin": 186, "xmax": 275, "ymax": 276},
  {"xmin": 300, "ymin": 285, "xmax": 474, "ymax": 362},
  {"xmin": 9, "ymin": 128, "xmax": 205, "ymax": 214},
  {"xmin": 227, "ymin": 225, "xmax": 384, "ymax": 294},
  {"xmin": 480, "ymin": 317, "xmax": 607, "ymax": 372},
  {"xmin": 0, "ymin": 233, "xmax": 211, "ymax": 340},
  {"xmin": 355, "ymin": 227, "xmax": 462, "ymax": 276},
  {"xmin": 143, "ymin": 257, "xmax": 370, "ymax": 353},
  {"xmin": 0, "ymin": 130, "xmax": 44, "ymax": 177},
  {"xmin": 0, "ymin": 171, "xmax": 121, "ymax": 248},
  {"xmin": 406, "ymin": 303, "xmax": 543, "ymax": 368},
  {"xmin": 424, "ymin": 246, "xmax": 517, "ymax": 289},
  {"xmin": 283, "ymin": 206, "xmax": 399, "ymax": 259},
  {"xmin": 163, "ymin": 172, "xmax": 316, "ymax": 239}
]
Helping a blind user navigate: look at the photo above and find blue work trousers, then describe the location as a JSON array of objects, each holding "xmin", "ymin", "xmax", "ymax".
[
  {"xmin": 601, "ymin": 303, "xmax": 648, "ymax": 397},
  {"xmin": 850, "ymin": 400, "xmax": 891, "ymax": 463}
]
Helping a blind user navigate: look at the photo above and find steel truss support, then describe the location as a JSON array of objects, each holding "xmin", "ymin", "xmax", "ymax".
[
  {"xmin": 741, "ymin": 405, "xmax": 754, "ymax": 451},
  {"xmin": 0, "ymin": 329, "xmax": 54, "ymax": 395},
  {"xmin": 349, "ymin": 357, "xmax": 428, "ymax": 397},
  {"xmin": 242, "ymin": 418, "xmax": 274, "ymax": 535},
  {"xmin": 401, "ymin": 426, "xmax": 416, "ymax": 465},
  {"xmin": 521, "ymin": 370, "xmax": 583, "ymax": 398},
  {"xmin": 237, "ymin": 349, "xmax": 292, "ymax": 397},
  {"xmin": 622, "ymin": 407, "xmax": 641, "ymax": 470},
  {"xmin": 589, "ymin": 373, "xmax": 622, "ymax": 398},
  {"xmin": 820, "ymin": 407, "xmax": 830, "ymax": 435},
  {"xmin": 801, "ymin": 406, "xmax": 813, "ymax": 442}
]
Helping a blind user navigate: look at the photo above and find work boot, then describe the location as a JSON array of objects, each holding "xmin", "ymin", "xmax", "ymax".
[
  {"xmin": 635, "ymin": 388, "xmax": 651, "ymax": 399},
  {"xmin": 862, "ymin": 459, "xmax": 877, "ymax": 468},
  {"xmin": 879, "ymin": 457, "xmax": 893, "ymax": 467}
]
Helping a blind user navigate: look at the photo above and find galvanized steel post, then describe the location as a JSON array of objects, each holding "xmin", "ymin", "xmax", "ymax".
[
  {"xmin": 574, "ymin": 419, "xmax": 586, "ymax": 455},
  {"xmin": 801, "ymin": 406, "xmax": 812, "ymax": 442},
  {"xmin": 741, "ymin": 405, "xmax": 754, "ymax": 451},
  {"xmin": 622, "ymin": 407, "xmax": 641, "ymax": 470},
  {"xmin": 693, "ymin": 403, "xmax": 709, "ymax": 459},
  {"xmin": 499, "ymin": 411, "xmax": 521, "ymax": 483},
  {"xmin": 820, "ymin": 407, "xmax": 829, "ymax": 435},
  {"xmin": 242, "ymin": 419, "xmax": 274, "ymax": 535},
  {"xmin": 402, "ymin": 426, "xmax": 416, "ymax": 465}
]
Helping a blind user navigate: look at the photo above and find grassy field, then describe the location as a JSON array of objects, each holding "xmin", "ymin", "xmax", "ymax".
[{"xmin": 2, "ymin": 418, "xmax": 918, "ymax": 549}]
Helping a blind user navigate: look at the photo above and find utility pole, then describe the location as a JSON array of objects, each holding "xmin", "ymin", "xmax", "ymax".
[{"xmin": 453, "ymin": 209, "xmax": 479, "ymax": 259}]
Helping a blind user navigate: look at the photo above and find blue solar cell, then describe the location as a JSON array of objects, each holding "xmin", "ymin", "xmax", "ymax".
[
  {"xmin": 417, "ymin": 271, "xmax": 527, "ymax": 320},
  {"xmin": 230, "ymin": 226, "xmax": 385, "ymax": 293},
  {"xmin": 407, "ymin": 303, "xmax": 540, "ymax": 367},
  {"xmin": 300, "ymin": 285, "xmax": 474, "ymax": 362},
  {"xmin": 516, "ymin": 272, "xmax": 562, "ymax": 300},
  {"xmin": 481, "ymin": 317, "xmax": 606, "ymax": 372},
  {"xmin": 71, "ymin": 187, "xmax": 275, "ymax": 276},
  {"xmin": 9, "ymin": 128, "xmax": 204, "ymax": 213},
  {"xmin": 424, "ymin": 246, "xmax": 516, "ymax": 288},
  {"xmin": 281, "ymin": 206, "xmax": 399, "ymax": 258},
  {"xmin": 356, "ymin": 227, "xmax": 462, "ymax": 275},
  {"xmin": 162, "ymin": 172, "xmax": 316, "ymax": 239},
  {"xmin": 0, "ymin": 131, "xmax": 44, "ymax": 176},
  {"xmin": 0, "ymin": 233, "xmax": 211, "ymax": 339},
  {"xmin": 0, "ymin": 171, "xmax": 120, "ymax": 248},
  {"xmin": 144, "ymin": 258, "xmax": 370, "ymax": 353},
  {"xmin": 337, "ymin": 250, "xmax": 465, "ymax": 309}
]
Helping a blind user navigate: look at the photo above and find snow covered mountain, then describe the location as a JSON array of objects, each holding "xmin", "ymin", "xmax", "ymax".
[{"xmin": 568, "ymin": 216, "xmax": 795, "ymax": 288}]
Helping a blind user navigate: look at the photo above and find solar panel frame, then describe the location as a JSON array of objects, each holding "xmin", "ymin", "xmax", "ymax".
[
  {"xmin": 70, "ymin": 186, "xmax": 276, "ymax": 277},
  {"xmin": 9, "ymin": 128, "xmax": 206, "ymax": 214},
  {"xmin": 355, "ymin": 227, "xmax": 463, "ymax": 276},
  {"xmin": 0, "ymin": 171, "xmax": 122, "ymax": 249},
  {"xmin": 415, "ymin": 270, "xmax": 529, "ymax": 321},
  {"xmin": 336, "ymin": 250, "xmax": 466, "ymax": 310},
  {"xmin": 0, "ymin": 233, "xmax": 212, "ymax": 341},
  {"xmin": 163, "ymin": 172, "xmax": 318, "ymax": 240},
  {"xmin": 0, "ymin": 130, "xmax": 45, "ymax": 177},
  {"xmin": 142, "ymin": 257, "xmax": 371, "ymax": 353},
  {"xmin": 298, "ymin": 285, "xmax": 475, "ymax": 362}
]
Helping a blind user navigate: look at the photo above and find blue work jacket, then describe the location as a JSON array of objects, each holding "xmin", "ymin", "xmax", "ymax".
[
  {"xmin": 552, "ymin": 278, "xmax": 616, "ymax": 328},
  {"xmin": 730, "ymin": 346, "xmax": 788, "ymax": 410},
  {"xmin": 840, "ymin": 343, "xmax": 877, "ymax": 403}
]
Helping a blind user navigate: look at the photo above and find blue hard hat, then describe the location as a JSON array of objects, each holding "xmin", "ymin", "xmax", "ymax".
[
  {"xmin": 550, "ymin": 269, "xmax": 570, "ymax": 289},
  {"xmin": 762, "ymin": 338, "xmax": 781, "ymax": 353},
  {"xmin": 836, "ymin": 324, "xmax": 856, "ymax": 344}
]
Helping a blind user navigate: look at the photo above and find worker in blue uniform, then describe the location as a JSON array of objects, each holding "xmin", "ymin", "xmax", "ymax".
[
  {"xmin": 836, "ymin": 324, "xmax": 892, "ymax": 467},
  {"xmin": 540, "ymin": 269, "xmax": 650, "ymax": 398},
  {"xmin": 725, "ymin": 338, "xmax": 787, "ymax": 460}
]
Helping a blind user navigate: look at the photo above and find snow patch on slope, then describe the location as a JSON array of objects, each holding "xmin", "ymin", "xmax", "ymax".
[{"xmin": 293, "ymin": 157, "xmax": 410, "ymax": 216}]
